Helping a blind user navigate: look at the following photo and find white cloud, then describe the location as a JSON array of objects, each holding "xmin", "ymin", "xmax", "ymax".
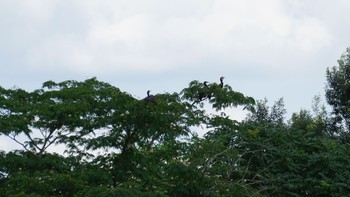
[
  {"xmin": 292, "ymin": 18, "xmax": 332, "ymax": 51},
  {"xmin": 25, "ymin": 34, "xmax": 93, "ymax": 72},
  {"xmin": 2, "ymin": 0, "xmax": 329, "ymax": 76},
  {"xmin": 87, "ymin": 14, "xmax": 152, "ymax": 47},
  {"xmin": 17, "ymin": 0, "xmax": 56, "ymax": 23}
]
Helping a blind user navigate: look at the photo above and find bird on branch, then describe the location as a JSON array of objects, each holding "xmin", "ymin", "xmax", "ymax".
[{"xmin": 143, "ymin": 90, "xmax": 157, "ymax": 104}]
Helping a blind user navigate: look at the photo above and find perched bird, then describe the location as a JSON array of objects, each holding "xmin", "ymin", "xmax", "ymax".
[
  {"xmin": 204, "ymin": 81, "xmax": 209, "ymax": 88},
  {"xmin": 143, "ymin": 90, "xmax": 156, "ymax": 104},
  {"xmin": 219, "ymin": 76, "xmax": 224, "ymax": 88},
  {"xmin": 198, "ymin": 81, "xmax": 210, "ymax": 101},
  {"xmin": 204, "ymin": 81, "xmax": 212, "ymax": 100}
]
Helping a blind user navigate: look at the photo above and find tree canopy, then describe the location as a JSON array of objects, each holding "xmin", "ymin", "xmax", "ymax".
[{"xmin": 2, "ymin": 49, "xmax": 350, "ymax": 196}]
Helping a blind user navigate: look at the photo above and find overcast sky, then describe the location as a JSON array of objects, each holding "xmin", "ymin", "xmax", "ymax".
[{"xmin": 1, "ymin": 0, "xmax": 350, "ymax": 150}]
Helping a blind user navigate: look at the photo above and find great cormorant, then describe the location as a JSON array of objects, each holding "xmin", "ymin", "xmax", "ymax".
[
  {"xmin": 199, "ymin": 81, "xmax": 209, "ymax": 101},
  {"xmin": 219, "ymin": 76, "xmax": 224, "ymax": 88},
  {"xmin": 143, "ymin": 90, "xmax": 156, "ymax": 104}
]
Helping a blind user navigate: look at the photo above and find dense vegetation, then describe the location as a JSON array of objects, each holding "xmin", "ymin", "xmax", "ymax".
[{"xmin": 2, "ymin": 49, "xmax": 350, "ymax": 196}]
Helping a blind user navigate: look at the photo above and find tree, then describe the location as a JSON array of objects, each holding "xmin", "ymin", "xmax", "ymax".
[
  {"xmin": 326, "ymin": 47, "xmax": 350, "ymax": 131},
  {"xmin": 2, "ymin": 73, "xmax": 350, "ymax": 196},
  {"xmin": 246, "ymin": 98, "xmax": 286, "ymax": 125},
  {"xmin": 0, "ymin": 78, "xmax": 135, "ymax": 156},
  {"xmin": 0, "ymin": 77, "xmax": 256, "ymax": 196}
]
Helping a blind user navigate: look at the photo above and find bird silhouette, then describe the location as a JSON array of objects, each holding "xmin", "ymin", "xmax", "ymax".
[
  {"xmin": 143, "ymin": 90, "xmax": 156, "ymax": 104},
  {"xmin": 219, "ymin": 76, "xmax": 224, "ymax": 88},
  {"xmin": 198, "ymin": 81, "xmax": 210, "ymax": 101}
]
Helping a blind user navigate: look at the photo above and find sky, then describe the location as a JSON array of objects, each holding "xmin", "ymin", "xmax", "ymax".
[{"xmin": 1, "ymin": 0, "xmax": 350, "ymax": 151}]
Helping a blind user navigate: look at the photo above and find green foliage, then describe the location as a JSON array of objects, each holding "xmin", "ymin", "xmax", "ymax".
[
  {"xmin": 326, "ymin": 47, "xmax": 350, "ymax": 131},
  {"xmin": 1, "ymin": 73, "xmax": 350, "ymax": 196},
  {"xmin": 0, "ymin": 78, "xmax": 134, "ymax": 155},
  {"xmin": 238, "ymin": 104, "xmax": 350, "ymax": 196},
  {"xmin": 181, "ymin": 80, "xmax": 255, "ymax": 110},
  {"xmin": 0, "ymin": 151, "xmax": 83, "ymax": 196},
  {"xmin": 0, "ymin": 77, "xmax": 256, "ymax": 196}
]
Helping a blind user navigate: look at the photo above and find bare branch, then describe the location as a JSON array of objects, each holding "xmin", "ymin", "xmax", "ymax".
[{"xmin": 7, "ymin": 133, "xmax": 30, "ymax": 152}]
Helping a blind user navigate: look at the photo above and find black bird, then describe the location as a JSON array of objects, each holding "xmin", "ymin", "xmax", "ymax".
[
  {"xmin": 219, "ymin": 76, "xmax": 224, "ymax": 88},
  {"xmin": 198, "ymin": 81, "xmax": 209, "ymax": 101},
  {"xmin": 204, "ymin": 81, "xmax": 212, "ymax": 100},
  {"xmin": 143, "ymin": 90, "xmax": 156, "ymax": 104},
  {"xmin": 204, "ymin": 81, "xmax": 209, "ymax": 88}
]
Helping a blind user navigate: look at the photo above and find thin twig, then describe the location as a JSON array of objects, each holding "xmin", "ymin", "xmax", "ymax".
[{"xmin": 7, "ymin": 134, "xmax": 30, "ymax": 152}]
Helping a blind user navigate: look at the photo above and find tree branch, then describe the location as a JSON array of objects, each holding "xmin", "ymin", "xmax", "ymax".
[{"xmin": 7, "ymin": 133, "xmax": 30, "ymax": 152}]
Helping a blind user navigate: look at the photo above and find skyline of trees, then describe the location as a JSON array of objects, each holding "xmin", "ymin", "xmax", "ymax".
[{"xmin": 1, "ymin": 48, "xmax": 350, "ymax": 196}]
